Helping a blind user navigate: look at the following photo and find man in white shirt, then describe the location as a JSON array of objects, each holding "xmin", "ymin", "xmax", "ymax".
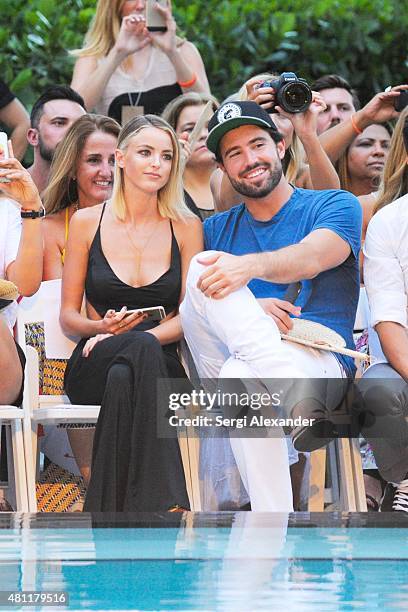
[{"xmin": 361, "ymin": 119, "xmax": 408, "ymax": 512}]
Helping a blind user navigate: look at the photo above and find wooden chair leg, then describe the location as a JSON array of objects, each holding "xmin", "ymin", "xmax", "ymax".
[
  {"xmin": 308, "ymin": 448, "xmax": 326, "ymax": 511},
  {"xmin": 10, "ymin": 420, "xmax": 29, "ymax": 512},
  {"xmin": 337, "ymin": 438, "xmax": 357, "ymax": 511},
  {"xmin": 349, "ymin": 437, "xmax": 367, "ymax": 511}
]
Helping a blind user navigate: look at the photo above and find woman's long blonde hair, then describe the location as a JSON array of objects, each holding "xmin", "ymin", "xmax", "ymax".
[
  {"xmin": 162, "ymin": 92, "xmax": 219, "ymax": 130},
  {"xmin": 374, "ymin": 107, "xmax": 408, "ymax": 214},
  {"xmin": 43, "ymin": 114, "xmax": 120, "ymax": 215},
  {"xmin": 238, "ymin": 73, "xmax": 305, "ymax": 184},
  {"xmin": 111, "ymin": 114, "xmax": 193, "ymax": 221},
  {"xmin": 71, "ymin": 0, "xmax": 184, "ymax": 59},
  {"xmin": 71, "ymin": 0, "xmax": 127, "ymax": 58}
]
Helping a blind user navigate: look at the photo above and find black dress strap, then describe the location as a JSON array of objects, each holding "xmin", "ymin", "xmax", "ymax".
[{"xmin": 98, "ymin": 202, "xmax": 107, "ymax": 228}]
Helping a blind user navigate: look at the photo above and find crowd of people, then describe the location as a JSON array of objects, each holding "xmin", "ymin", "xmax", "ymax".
[{"xmin": 1, "ymin": 0, "xmax": 408, "ymax": 515}]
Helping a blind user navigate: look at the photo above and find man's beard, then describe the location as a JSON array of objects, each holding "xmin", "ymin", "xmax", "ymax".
[
  {"xmin": 38, "ymin": 136, "xmax": 55, "ymax": 162},
  {"xmin": 228, "ymin": 163, "xmax": 283, "ymax": 198}
]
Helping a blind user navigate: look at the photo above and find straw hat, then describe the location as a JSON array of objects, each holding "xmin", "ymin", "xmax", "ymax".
[
  {"xmin": 281, "ymin": 318, "xmax": 368, "ymax": 362},
  {"xmin": 0, "ymin": 279, "xmax": 18, "ymax": 308}
]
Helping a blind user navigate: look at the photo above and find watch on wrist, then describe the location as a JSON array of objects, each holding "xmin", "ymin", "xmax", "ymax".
[{"xmin": 21, "ymin": 205, "xmax": 46, "ymax": 219}]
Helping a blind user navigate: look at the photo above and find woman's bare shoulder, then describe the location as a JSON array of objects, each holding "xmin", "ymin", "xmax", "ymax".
[
  {"xmin": 172, "ymin": 214, "xmax": 203, "ymax": 249},
  {"xmin": 74, "ymin": 203, "xmax": 105, "ymax": 223}
]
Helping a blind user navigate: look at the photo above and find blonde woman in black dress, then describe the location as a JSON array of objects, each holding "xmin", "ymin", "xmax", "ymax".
[{"xmin": 61, "ymin": 114, "xmax": 202, "ymax": 511}]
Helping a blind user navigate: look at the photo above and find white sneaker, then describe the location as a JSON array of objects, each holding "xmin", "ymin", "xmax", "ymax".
[{"xmin": 392, "ymin": 479, "xmax": 408, "ymax": 513}]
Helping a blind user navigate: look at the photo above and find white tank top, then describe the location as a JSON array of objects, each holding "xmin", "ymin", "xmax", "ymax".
[{"xmin": 94, "ymin": 46, "xmax": 178, "ymax": 117}]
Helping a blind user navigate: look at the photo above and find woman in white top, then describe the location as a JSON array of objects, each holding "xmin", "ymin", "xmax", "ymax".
[
  {"xmin": 0, "ymin": 141, "xmax": 43, "ymax": 407},
  {"xmin": 0, "ymin": 141, "xmax": 43, "ymax": 510},
  {"xmin": 71, "ymin": 0, "xmax": 210, "ymax": 124}
]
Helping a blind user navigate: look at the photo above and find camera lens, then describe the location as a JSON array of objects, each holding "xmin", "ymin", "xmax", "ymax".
[{"xmin": 279, "ymin": 83, "xmax": 312, "ymax": 113}]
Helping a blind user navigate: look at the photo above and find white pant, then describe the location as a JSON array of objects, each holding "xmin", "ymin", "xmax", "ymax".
[{"xmin": 180, "ymin": 253, "xmax": 343, "ymax": 511}]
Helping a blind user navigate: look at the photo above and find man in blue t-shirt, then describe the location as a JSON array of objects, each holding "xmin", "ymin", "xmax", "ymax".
[{"xmin": 180, "ymin": 101, "xmax": 362, "ymax": 512}]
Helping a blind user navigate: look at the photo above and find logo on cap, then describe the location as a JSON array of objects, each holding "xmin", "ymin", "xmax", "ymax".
[{"xmin": 217, "ymin": 103, "xmax": 242, "ymax": 124}]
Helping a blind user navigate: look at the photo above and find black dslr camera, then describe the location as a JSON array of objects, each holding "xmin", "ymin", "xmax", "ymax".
[{"xmin": 260, "ymin": 72, "xmax": 312, "ymax": 114}]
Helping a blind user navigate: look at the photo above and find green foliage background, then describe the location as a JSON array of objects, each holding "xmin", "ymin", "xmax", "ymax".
[{"xmin": 0, "ymin": 0, "xmax": 406, "ymax": 110}]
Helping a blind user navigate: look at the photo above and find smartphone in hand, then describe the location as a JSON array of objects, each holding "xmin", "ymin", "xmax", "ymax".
[
  {"xmin": 146, "ymin": 0, "xmax": 167, "ymax": 32},
  {"xmin": 394, "ymin": 90, "xmax": 408, "ymax": 112},
  {"xmin": 120, "ymin": 306, "xmax": 166, "ymax": 323}
]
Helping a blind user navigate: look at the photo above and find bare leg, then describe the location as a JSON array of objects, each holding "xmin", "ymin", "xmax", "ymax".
[
  {"xmin": 0, "ymin": 319, "xmax": 23, "ymax": 405},
  {"xmin": 67, "ymin": 428, "xmax": 95, "ymax": 485}
]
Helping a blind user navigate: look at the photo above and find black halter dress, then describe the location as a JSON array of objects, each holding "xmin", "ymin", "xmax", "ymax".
[{"xmin": 64, "ymin": 204, "xmax": 190, "ymax": 512}]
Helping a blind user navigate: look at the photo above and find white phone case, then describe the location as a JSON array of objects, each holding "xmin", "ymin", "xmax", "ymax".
[{"xmin": 146, "ymin": 0, "xmax": 167, "ymax": 31}]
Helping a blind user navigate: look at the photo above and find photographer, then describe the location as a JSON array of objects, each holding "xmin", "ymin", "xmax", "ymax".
[
  {"xmin": 71, "ymin": 0, "xmax": 210, "ymax": 123},
  {"xmin": 211, "ymin": 73, "xmax": 340, "ymax": 211},
  {"xmin": 212, "ymin": 72, "xmax": 339, "ymax": 212}
]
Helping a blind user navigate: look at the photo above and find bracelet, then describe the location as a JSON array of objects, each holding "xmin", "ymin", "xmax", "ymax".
[
  {"xmin": 21, "ymin": 204, "xmax": 46, "ymax": 219},
  {"xmin": 178, "ymin": 73, "xmax": 197, "ymax": 89},
  {"xmin": 351, "ymin": 114, "xmax": 363, "ymax": 135}
]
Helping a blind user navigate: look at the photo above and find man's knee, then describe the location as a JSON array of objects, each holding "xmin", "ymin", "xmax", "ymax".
[
  {"xmin": 186, "ymin": 251, "xmax": 220, "ymax": 286},
  {"xmin": 355, "ymin": 364, "xmax": 408, "ymax": 434}
]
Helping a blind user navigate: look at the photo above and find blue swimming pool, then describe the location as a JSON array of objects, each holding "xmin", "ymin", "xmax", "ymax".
[{"xmin": 0, "ymin": 513, "xmax": 407, "ymax": 611}]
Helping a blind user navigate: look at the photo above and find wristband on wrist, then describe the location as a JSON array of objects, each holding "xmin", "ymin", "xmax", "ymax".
[
  {"xmin": 351, "ymin": 114, "xmax": 363, "ymax": 135},
  {"xmin": 178, "ymin": 73, "xmax": 197, "ymax": 89},
  {"xmin": 21, "ymin": 204, "xmax": 46, "ymax": 219}
]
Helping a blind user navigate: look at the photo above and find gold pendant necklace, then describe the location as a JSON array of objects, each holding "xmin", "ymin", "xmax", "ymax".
[{"xmin": 124, "ymin": 217, "xmax": 161, "ymax": 282}]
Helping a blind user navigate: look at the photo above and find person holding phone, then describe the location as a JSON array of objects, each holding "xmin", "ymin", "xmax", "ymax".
[
  {"xmin": 0, "ymin": 140, "xmax": 43, "ymax": 509},
  {"xmin": 71, "ymin": 0, "xmax": 210, "ymax": 124},
  {"xmin": 60, "ymin": 114, "xmax": 202, "ymax": 511}
]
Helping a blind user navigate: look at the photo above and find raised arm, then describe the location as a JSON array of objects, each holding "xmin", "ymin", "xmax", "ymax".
[
  {"xmin": 278, "ymin": 92, "xmax": 340, "ymax": 190},
  {"xmin": 0, "ymin": 149, "xmax": 43, "ymax": 295},
  {"xmin": 71, "ymin": 15, "xmax": 151, "ymax": 110},
  {"xmin": 319, "ymin": 85, "xmax": 408, "ymax": 164},
  {"xmin": 0, "ymin": 98, "xmax": 30, "ymax": 160},
  {"xmin": 245, "ymin": 82, "xmax": 339, "ymax": 190},
  {"xmin": 150, "ymin": 4, "xmax": 210, "ymax": 93}
]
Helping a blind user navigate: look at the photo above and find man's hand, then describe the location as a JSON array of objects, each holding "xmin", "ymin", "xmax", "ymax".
[
  {"xmin": 357, "ymin": 84, "xmax": 408, "ymax": 129},
  {"xmin": 275, "ymin": 91, "xmax": 326, "ymax": 141},
  {"xmin": 197, "ymin": 252, "xmax": 253, "ymax": 298},
  {"xmin": 258, "ymin": 298, "xmax": 301, "ymax": 333}
]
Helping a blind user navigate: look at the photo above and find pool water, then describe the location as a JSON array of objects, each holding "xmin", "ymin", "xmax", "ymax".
[{"xmin": 0, "ymin": 513, "xmax": 407, "ymax": 611}]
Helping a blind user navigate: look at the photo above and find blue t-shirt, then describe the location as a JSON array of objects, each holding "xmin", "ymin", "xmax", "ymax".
[{"xmin": 204, "ymin": 187, "xmax": 362, "ymax": 377}]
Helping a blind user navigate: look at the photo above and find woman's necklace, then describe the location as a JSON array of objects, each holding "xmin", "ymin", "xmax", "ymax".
[{"xmin": 124, "ymin": 216, "xmax": 161, "ymax": 282}]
